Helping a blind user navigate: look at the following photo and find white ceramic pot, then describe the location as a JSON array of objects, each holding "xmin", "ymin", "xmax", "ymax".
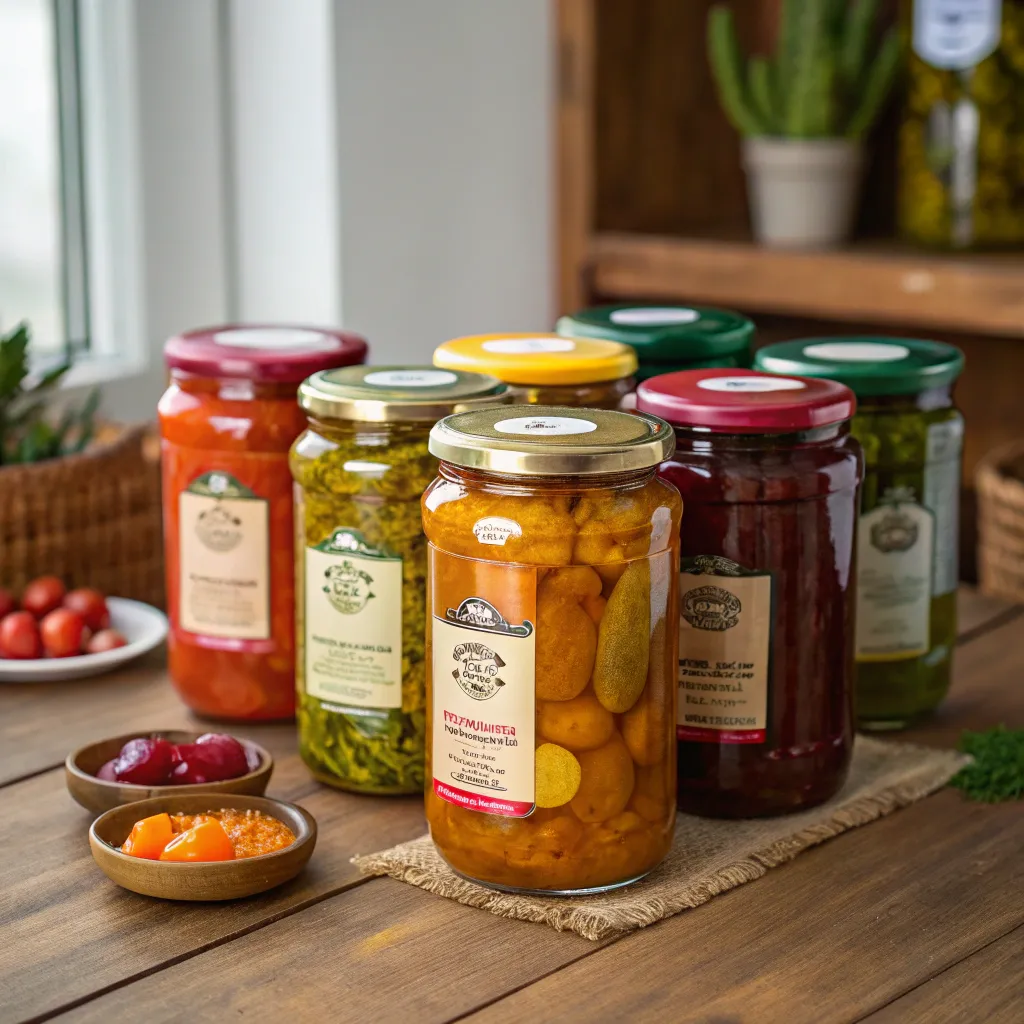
[{"xmin": 742, "ymin": 137, "xmax": 865, "ymax": 249}]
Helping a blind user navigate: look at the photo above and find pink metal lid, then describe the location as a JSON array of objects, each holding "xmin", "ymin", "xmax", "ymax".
[
  {"xmin": 636, "ymin": 368, "xmax": 856, "ymax": 433},
  {"xmin": 164, "ymin": 324, "xmax": 368, "ymax": 383}
]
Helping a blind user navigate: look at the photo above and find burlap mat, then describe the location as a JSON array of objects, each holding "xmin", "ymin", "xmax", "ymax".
[{"xmin": 354, "ymin": 737, "xmax": 969, "ymax": 940}]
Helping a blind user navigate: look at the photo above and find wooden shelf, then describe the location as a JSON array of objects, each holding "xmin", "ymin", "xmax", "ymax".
[{"xmin": 589, "ymin": 233, "xmax": 1024, "ymax": 339}]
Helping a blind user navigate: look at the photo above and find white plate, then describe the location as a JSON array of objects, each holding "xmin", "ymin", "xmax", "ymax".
[{"xmin": 0, "ymin": 597, "xmax": 168, "ymax": 683}]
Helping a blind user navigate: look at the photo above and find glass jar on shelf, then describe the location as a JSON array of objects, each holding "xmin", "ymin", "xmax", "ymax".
[
  {"xmin": 159, "ymin": 324, "xmax": 368, "ymax": 721},
  {"xmin": 423, "ymin": 406, "xmax": 680, "ymax": 893}
]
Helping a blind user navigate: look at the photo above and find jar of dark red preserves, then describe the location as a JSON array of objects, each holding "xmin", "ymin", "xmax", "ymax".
[
  {"xmin": 637, "ymin": 369, "xmax": 862, "ymax": 818},
  {"xmin": 159, "ymin": 325, "xmax": 367, "ymax": 721}
]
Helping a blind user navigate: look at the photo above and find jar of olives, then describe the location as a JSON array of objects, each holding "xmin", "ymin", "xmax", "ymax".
[
  {"xmin": 754, "ymin": 338, "xmax": 965, "ymax": 730},
  {"xmin": 290, "ymin": 367, "xmax": 508, "ymax": 794},
  {"xmin": 432, "ymin": 333, "xmax": 637, "ymax": 408},
  {"xmin": 423, "ymin": 406, "xmax": 680, "ymax": 894},
  {"xmin": 556, "ymin": 305, "xmax": 755, "ymax": 381}
]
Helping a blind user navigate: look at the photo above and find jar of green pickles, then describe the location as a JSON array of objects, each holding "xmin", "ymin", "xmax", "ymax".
[
  {"xmin": 900, "ymin": 0, "xmax": 1024, "ymax": 247},
  {"xmin": 290, "ymin": 367, "xmax": 509, "ymax": 793},
  {"xmin": 754, "ymin": 338, "xmax": 965, "ymax": 729}
]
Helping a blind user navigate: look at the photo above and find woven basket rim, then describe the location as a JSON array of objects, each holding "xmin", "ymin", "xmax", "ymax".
[{"xmin": 0, "ymin": 422, "xmax": 147, "ymax": 483}]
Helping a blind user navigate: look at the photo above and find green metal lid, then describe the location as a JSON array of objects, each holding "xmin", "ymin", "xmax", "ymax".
[
  {"xmin": 753, "ymin": 338, "xmax": 965, "ymax": 397},
  {"xmin": 557, "ymin": 304, "xmax": 755, "ymax": 364},
  {"xmin": 298, "ymin": 365, "xmax": 509, "ymax": 422}
]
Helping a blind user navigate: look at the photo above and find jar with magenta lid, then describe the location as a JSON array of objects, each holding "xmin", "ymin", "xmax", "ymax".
[
  {"xmin": 423, "ymin": 406, "xmax": 681, "ymax": 894},
  {"xmin": 556, "ymin": 304, "xmax": 755, "ymax": 380},
  {"xmin": 432, "ymin": 333, "xmax": 637, "ymax": 408},
  {"xmin": 290, "ymin": 367, "xmax": 509, "ymax": 794},
  {"xmin": 637, "ymin": 369, "xmax": 862, "ymax": 818},
  {"xmin": 754, "ymin": 337, "xmax": 965, "ymax": 730},
  {"xmin": 159, "ymin": 324, "xmax": 368, "ymax": 721}
]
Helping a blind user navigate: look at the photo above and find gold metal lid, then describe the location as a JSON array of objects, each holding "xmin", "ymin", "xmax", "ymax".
[
  {"xmin": 298, "ymin": 366, "xmax": 510, "ymax": 423},
  {"xmin": 428, "ymin": 405, "xmax": 675, "ymax": 476}
]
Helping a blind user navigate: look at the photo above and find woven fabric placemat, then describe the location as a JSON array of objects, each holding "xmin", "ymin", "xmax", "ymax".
[{"xmin": 354, "ymin": 737, "xmax": 969, "ymax": 941}]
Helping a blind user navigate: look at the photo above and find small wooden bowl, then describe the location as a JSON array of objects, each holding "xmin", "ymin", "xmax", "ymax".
[
  {"xmin": 66, "ymin": 731, "xmax": 273, "ymax": 814},
  {"xmin": 89, "ymin": 793, "xmax": 317, "ymax": 900}
]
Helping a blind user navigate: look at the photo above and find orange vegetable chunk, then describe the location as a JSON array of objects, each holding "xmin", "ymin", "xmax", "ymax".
[
  {"xmin": 121, "ymin": 813, "xmax": 175, "ymax": 860},
  {"xmin": 158, "ymin": 819, "xmax": 236, "ymax": 862}
]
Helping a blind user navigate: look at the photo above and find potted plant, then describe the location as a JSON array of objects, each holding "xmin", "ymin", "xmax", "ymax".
[
  {"xmin": 0, "ymin": 322, "xmax": 163, "ymax": 604},
  {"xmin": 708, "ymin": 0, "xmax": 901, "ymax": 248}
]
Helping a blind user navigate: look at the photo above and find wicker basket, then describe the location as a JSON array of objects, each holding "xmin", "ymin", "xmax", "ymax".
[
  {"xmin": 977, "ymin": 438, "xmax": 1024, "ymax": 605},
  {"xmin": 0, "ymin": 424, "xmax": 164, "ymax": 606}
]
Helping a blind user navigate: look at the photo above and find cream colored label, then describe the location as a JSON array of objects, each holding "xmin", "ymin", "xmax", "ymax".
[
  {"xmin": 432, "ymin": 596, "xmax": 536, "ymax": 816},
  {"xmin": 304, "ymin": 528, "xmax": 403, "ymax": 710},
  {"xmin": 856, "ymin": 503, "xmax": 934, "ymax": 661},
  {"xmin": 472, "ymin": 517, "xmax": 522, "ymax": 546},
  {"xmin": 677, "ymin": 556, "xmax": 772, "ymax": 744},
  {"xmin": 179, "ymin": 473, "xmax": 270, "ymax": 640},
  {"xmin": 914, "ymin": 0, "xmax": 1002, "ymax": 69}
]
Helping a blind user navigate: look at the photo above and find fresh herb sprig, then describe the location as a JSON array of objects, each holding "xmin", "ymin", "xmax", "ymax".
[{"xmin": 950, "ymin": 726, "xmax": 1024, "ymax": 803}]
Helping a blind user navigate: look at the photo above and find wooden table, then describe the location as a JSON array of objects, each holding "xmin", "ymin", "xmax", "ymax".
[{"xmin": 2, "ymin": 587, "xmax": 1022, "ymax": 1024}]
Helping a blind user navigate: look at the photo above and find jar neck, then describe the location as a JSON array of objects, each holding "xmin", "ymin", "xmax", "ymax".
[
  {"xmin": 672, "ymin": 421, "xmax": 848, "ymax": 451},
  {"xmin": 438, "ymin": 462, "xmax": 656, "ymax": 494},
  {"xmin": 170, "ymin": 368, "xmax": 299, "ymax": 402},
  {"xmin": 304, "ymin": 416, "xmax": 432, "ymax": 445},
  {"xmin": 854, "ymin": 386, "xmax": 954, "ymax": 413}
]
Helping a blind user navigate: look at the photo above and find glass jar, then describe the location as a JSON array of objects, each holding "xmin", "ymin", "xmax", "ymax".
[
  {"xmin": 754, "ymin": 338, "xmax": 965, "ymax": 730},
  {"xmin": 557, "ymin": 305, "xmax": 755, "ymax": 381},
  {"xmin": 290, "ymin": 367, "xmax": 509, "ymax": 793},
  {"xmin": 899, "ymin": 1, "xmax": 1024, "ymax": 248},
  {"xmin": 159, "ymin": 325, "xmax": 367, "ymax": 720},
  {"xmin": 432, "ymin": 333, "xmax": 637, "ymax": 408},
  {"xmin": 423, "ymin": 406, "xmax": 680, "ymax": 894},
  {"xmin": 637, "ymin": 370, "xmax": 862, "ymax": 819}
]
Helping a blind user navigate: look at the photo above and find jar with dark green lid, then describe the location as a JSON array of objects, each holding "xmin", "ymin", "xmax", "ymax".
[
  {"xmin": 556, "ymin": 305, "xmax": 755, "ymax": 381},
  {"xmin": 754, "ymin": 337, "xmax": 965, "ymax": 730}
]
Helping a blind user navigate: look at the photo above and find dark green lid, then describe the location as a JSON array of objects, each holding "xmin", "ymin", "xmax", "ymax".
[
  {"xmin": 753, "ymin": 337, "xmax": 965, "ymax": 396},
  {"xmin": 556, "ymin": 305, "xmax": 755, "ymax": 364}
]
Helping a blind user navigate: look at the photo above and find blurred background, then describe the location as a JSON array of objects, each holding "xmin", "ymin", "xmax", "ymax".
[{"xmin": 2, "ymin": 0, "xmax": 1023, "ymax": 582}]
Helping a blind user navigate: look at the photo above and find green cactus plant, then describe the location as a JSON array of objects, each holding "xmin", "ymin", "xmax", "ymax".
[{"xmin": 708, "ymin": 0, "xmax": 902, "ymax": 139}]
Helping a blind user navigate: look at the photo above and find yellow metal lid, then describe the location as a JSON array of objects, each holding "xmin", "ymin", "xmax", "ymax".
[{"xmin": 433, "ymin": 333, "xmax": 638, "ymax": 386}]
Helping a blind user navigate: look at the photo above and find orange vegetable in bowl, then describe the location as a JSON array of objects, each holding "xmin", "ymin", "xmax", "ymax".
[
  {"xmin": 121, "ymin": 813, "xmax": 175, "ymax": 860},
  {"xmin": 159, "ymin": 819, "xmax": 236, "ymax": 862}
]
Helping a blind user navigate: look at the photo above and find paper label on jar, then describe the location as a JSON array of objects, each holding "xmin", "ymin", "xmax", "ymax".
[
  {"xmin": 913, "ymin": 0, "xmax": 1002, "ymax": 69},
  {"xmin": 677, "ymin": 556, "xmax": 772, "ymax": 744},
  {"xmin": 304, "ymin": 528, "xmax": 403, "ymax": 710},
  {"xmin": 472, "ymin": 517, "xmax": 523, "ymax": 546},
  {"xmin": 179, "ymin": 472, "xmax": 271, "ymax": 640},
  {"xmin": 924, "ymin": 418, "xmax": 964, "ymax": 597},
  {"xmin": 430, "ymin": 549, "xmax": 537, "ymax": 816},
  {"xmin": 856, "ymin": 502, "xmax": 935, "ymax": 661}
]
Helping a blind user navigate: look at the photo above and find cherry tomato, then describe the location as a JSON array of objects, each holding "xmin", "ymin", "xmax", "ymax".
[
  {"xmin": 40, "ymin": 608, "xmax": 88, "ymax": 658},
  {"xmin": 63, "ymin": 588, "xmax": 110, "ymax": 631},
  {"xmin": 0, "ymin": 612, "xmax": 43, "ymax": 659},
  {"xmin": 0, "ymin": 588, "xmax": 16, "ymax": 619},
  {"xmin": 86, "ymin": 629, "xmax": 128, "ymax": 654},
  {"xmin": 20, "ymin": 576, "xmax": 66, "ymax": 619},
  {"xmin": 113, "ymin": 737, "xmax": 176, "ymax": 785}
]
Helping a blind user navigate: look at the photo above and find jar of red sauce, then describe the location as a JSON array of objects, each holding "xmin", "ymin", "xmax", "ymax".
[
  {"xmin": 637, "ymin": 369, "xmax": 862, "ymax": 818},
  {"xmin": 159, "ymin": 325, "xmax": 368, "ymax": 720}
]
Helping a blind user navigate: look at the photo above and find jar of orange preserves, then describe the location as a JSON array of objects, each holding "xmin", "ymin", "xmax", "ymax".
[
  {"xmin": 159, "ymin": 325, "xmax": 367, "ymax": 720},
  {"xmin": 423, "ymin": 406, "xmax": 680, "ymax": 894}
]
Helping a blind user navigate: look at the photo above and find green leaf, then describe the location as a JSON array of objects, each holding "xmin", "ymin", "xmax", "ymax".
[
  {"xmin": 951, "ymin": 726, "xmax": 1024, "ymax": 803},
  {"xmin": 846, "ymin": 28, "xmax": 901, "ymax": 138},
  {"xmin": 840, "ymin": 0, "xmax": 880, "ymax": 91},
  {"xmin": 707, "ymin": 6, "xmax": 767, "ymax": 137},
  {"xmin": 748, "ymin": 57, "xmax": 778, "ymax": 133}
]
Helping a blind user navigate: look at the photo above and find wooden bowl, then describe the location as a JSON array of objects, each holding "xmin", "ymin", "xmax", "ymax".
[
  {"xmin": 89, "ymin": 793, "xmax": 317, "ymax": 900},
  {"xmin": 66, "ymin": 731, "xmax": 273, "ymax": 814}
]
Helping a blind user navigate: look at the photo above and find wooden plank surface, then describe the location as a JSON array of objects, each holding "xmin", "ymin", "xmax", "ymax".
[
  {"xmin": 590, "ymin": 233, "xmax": 1024, "ymax": 340},
  {"xmin": 864, "ymin": 923, "xmax": 1024, "ymax": 1024}
]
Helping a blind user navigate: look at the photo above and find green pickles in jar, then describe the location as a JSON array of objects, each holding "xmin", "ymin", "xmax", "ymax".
[
  {"xmin": 290, "ymin": 367, "xmax": 509, "ymax": 793},
  {"xmin": 754, "ymin": 338, "xmax": 965, "ymax": 730}
]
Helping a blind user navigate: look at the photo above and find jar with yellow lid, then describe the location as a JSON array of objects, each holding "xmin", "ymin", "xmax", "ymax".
[
  {"xmin": 423, "ymin": 406, "xmax": 681, "ymax": 893},
  {"xmin": 290, "ymin": 366, "xmax": 509, "ymax": 794},
  {"xmin": 432, "ymin": 333, "xmax": 638, "ymax": 408}
]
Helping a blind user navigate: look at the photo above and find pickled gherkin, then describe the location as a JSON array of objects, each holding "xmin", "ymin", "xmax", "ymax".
[
  {"xmin": 290, "ymin": 367, "xmax": 508, "ymax": 794},
  {"xmin": 900, "ymin": 1, "xmax": 1024, "ymax": 247}
]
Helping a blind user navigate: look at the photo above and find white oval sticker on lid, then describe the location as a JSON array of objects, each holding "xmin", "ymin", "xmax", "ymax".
[
  {"xmin": 698, "ymin": 376, "xmax": 806, "ymax": 393},
  {"xmin": 363, "ymin": 369, "xmax": 458, "ymax": 388},
  {"xmin": 213, "ymin": 327, "xmax": 337, "ymax": 351},
  {"xmin": 482, "ymin": 337, "xmax": 576, "ymax": 355},
  {"xmin": 610, "ymin": 307, "xmax": 700, "ymax": 326},
  {"xmin": 494, "ymin": 415, "xmax": 598, "ymax": 436},
  {"xmin": 803, "ymin": 342, "xmax": 910, "ymax": 363}
]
